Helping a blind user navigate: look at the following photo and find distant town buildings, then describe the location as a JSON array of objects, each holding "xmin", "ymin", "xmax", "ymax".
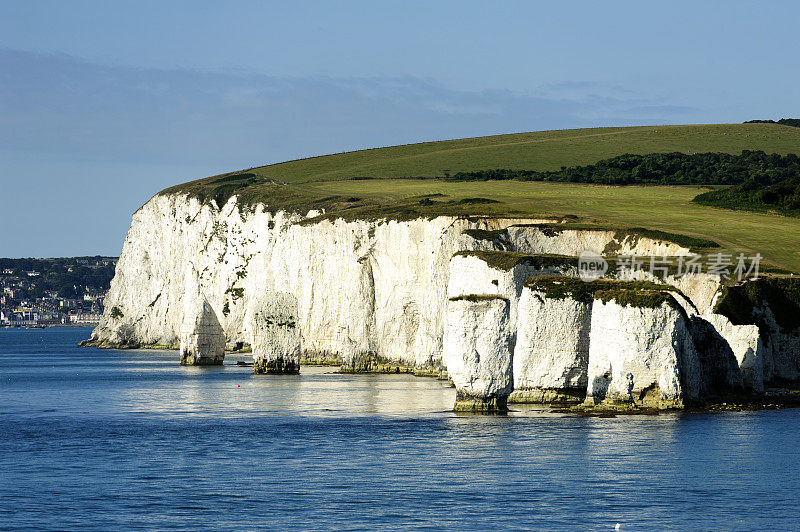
[
  {"xmin": 0, "ymin": 257, "xmax": 116, "ymax": 327},
  {"xmin": 69, "ymin": 312, "xmax": 104, "ymax": 325}
]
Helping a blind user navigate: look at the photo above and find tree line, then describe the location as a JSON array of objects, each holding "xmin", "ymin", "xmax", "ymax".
[
  {"xmin": 744, "ymin": 118, "xmax": 800, "ymax": 128},
  {"xmin": 445, "ymin": 150, "xmax": 800, "ymax": 186}
]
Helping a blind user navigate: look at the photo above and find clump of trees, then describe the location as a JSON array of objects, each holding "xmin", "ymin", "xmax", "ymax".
[
  {"xmin": 693, "ymin": 176, "xmax": 800, "ymax": 217},
  {"xmin": 445, "ymin": 150, "xmax": 800, "ymax": 186},
  {"xmin": 744, "ymin": 118, "xmax": 800, "ymax": 128}
]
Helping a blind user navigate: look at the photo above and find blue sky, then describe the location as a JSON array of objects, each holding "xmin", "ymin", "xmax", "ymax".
[{"xmin": 1, "ymin": 0, "xmax": 798, "ymax": 257}]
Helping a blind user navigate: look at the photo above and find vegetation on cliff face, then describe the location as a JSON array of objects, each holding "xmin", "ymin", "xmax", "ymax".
[
  {"xmin": 461, "ymin": 224, "xmax": 720, "ymax": 253},
  {"xmin": 593, "ymin": 286, "xmax": 679, "ymax": 310},
  {"xmin": 453, "ymin": 251, "xmax": 579, "ymax": 272},
  {"xmin": 158, "ymin": 172, "xmax": 323, "ymax": 213},
  {"xmin": 617, "ymin": 228, "xmax": 720, "ymax": 250},
  {"xmin": 525, "ymin": 276, "xmax": 677, "ymax": 307},
  {"xmin": 713, "ymin": 278, "xmax": 800, "ymax": 332},
  {"xmin": 448, "ymin": 294, "xmax": 509, "ymax": 303},
  {"xmin": 525, "ymin": 276, "xmax": 600, "ymax": 302},
  {"xmin": 297, "ymin": 196, "xmax": 519, "ymax": 224},
  {"xmin": 461, "ymin": 228, "xmax": 508, "ymax": 242},
  {"xmin": 693, "ymin": 176, "xmax": 800, "ymax": 217}
]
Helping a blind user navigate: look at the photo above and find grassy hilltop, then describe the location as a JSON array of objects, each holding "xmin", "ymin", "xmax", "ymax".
[
  {"xmin": 161, "ymin": 123, "xmax": 800, "ymax": 272},
  {"xmin": 254, "ymin": 123, "xmax": 800, "ymax": 182}
]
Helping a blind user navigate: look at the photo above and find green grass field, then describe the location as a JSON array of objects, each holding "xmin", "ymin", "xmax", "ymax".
[
  {"xmin": 254, "ymin": 123, "xmax": 800, "ymax": 182},
  {"xmin": 163, "ymin": 123, "xmax": 800, "ymax": 272}
]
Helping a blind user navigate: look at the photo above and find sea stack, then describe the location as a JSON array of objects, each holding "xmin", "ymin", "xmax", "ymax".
[
  {"xmin": 443, "ymin": 295, "xmax": 514, "ymax": 412},
  {"xmin": 249, "ymin": 292, "xmax": 301, "ymax": 374},
  {"xmin": 179, "ymin": 297, "xmax": 226, "ymax": 366},
  {"xmin": 179, "ymin": 266, "xmax": 226, "ymax": 365}
]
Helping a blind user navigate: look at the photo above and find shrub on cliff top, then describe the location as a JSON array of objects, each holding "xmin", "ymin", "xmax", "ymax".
[
  {"xmin": 453, "ymin": 250, "xmax": 580, "ymax": 271},
  {"xmin": 526, "ymin": 276, "xmax": 599, "ymax": 302},
  {"xmin": 461, "ymin": 228, "xmax": 508, "ymax": 242},
  {"xmin": 526, "ymin": 276, "xmax": 678, "ymax": 308},
  {"xmin": 448, "ymin": 294, "xmax": 509, "ymax": 303},
  {"xmin": 462, "ymin": 224, "xmax": 719, "ymax": 252},
  {"xmin": 593, "ymin": 288, "xmax": 677, "ymax": 309},
  {"xmin": 713, "ymin": 277, "xmax": 800, "ymax": 332}
]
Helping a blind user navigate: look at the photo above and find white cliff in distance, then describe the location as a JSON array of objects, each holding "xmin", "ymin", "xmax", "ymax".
[{"xmin": 87, "ymin": 191, "xmax": 800, "ymax": 412}]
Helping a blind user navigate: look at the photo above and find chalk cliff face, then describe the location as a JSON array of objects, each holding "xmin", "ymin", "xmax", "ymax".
[
  {"xmin": 179, "ymin": 265, "xmax": 225, "ymax": 365},
  {"xmin": 487, "ymin": 277, "xmax": 746, "ymax": 410},
  {"xmin": 585, "ymin": 297, "xmax": 696, "ymax": 408},
  {"xmin": 759, "ymin": 311, "xmax": 800, "ymax": 383},
  {"xmin": 446, "ymin": 253, "xmax": 577, "ymax": 334},
  {"xmin": 511, "ymin": 286, "xmax": 592, "ymax": 403},
  {"xmin": 705, "ymin": 281, "xmax": 800, "ymax": 386},
  {"xmin": 90, "ymin": 192, "xmax": 800, "ymax": 411},
  {"xmin": 502, "ymin": 226, "xmax": 690, "ymax": 257},
  {"xmin": 91, "ymin": 194, "xmax": 545, "ymax": 367},
  {"xmin": 91, "ymin": 193, "xmax": 678, "ymax": 366}
]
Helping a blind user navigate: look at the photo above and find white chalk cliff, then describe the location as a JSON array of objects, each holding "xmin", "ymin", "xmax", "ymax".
[
  {"xmin": 585, "ymin": 297, "xmax": 696, "ymax": 408},
  {"xmin": 511, "ymin": 285, "xmax": 592, "ymax": 403},
  {"xmin": 88, "ymin": 192, "xmax": 800, "ymax": 410}
]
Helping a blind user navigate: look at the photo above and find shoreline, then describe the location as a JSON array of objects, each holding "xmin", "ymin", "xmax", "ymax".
[{"xmin": 74, "ymin": 337, "xmax": 800, "ymax": 416}]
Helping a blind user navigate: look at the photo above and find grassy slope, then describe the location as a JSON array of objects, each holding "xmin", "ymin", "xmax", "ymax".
[
  {"xmin": 161, "ymin": 123, "xmax": 800, "ymax": 272},
  {"xmin": 254, "ymin": 123, "xmax": 800, "ymax": 182}
]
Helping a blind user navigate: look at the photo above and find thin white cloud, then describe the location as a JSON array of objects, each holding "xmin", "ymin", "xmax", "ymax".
[{"xmin": 1, "ymin": 48, "xmax": 698, "ymax": 168}]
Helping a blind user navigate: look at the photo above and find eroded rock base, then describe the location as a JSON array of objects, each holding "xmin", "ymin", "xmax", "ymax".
[
  {"xmin": 339, "ymin": 352, "xmax": 416, "ymax": 374},
  {"xmin": 509, "ymin": 387, "xmax": 585, "ymax": 404},
  {"xmin": 253, "ymin": 358, "xmax": 300, "ymax": 374},
  {"xmin": 180, "ymin": 352, "xmax": 224, "ymax": 366},
  {"xmin": 454, "ymin": 391, "xmax": 509, "ymax": 413},
  {"xmin": 300, "ymin": 351, "xmax": 344, "ymax": 366},
  {"xmin": 412, "ymin": 367, "xmax": 450, "ymax": 380}
]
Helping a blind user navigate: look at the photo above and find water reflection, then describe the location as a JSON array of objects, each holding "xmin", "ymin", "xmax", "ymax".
[{"xmin": 110, "ymin": 349, "xmax": 456, "ymax": 418}]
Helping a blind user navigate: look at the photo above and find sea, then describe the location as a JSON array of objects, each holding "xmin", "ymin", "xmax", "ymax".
[{"xmin": 1, "ymin": 327, "xmax": 799, "ymax": 531}]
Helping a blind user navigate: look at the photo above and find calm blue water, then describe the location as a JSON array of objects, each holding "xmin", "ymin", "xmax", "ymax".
[{"xmin": 1, "ymin": 328, "xmax": 799, "ymax": 531}]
